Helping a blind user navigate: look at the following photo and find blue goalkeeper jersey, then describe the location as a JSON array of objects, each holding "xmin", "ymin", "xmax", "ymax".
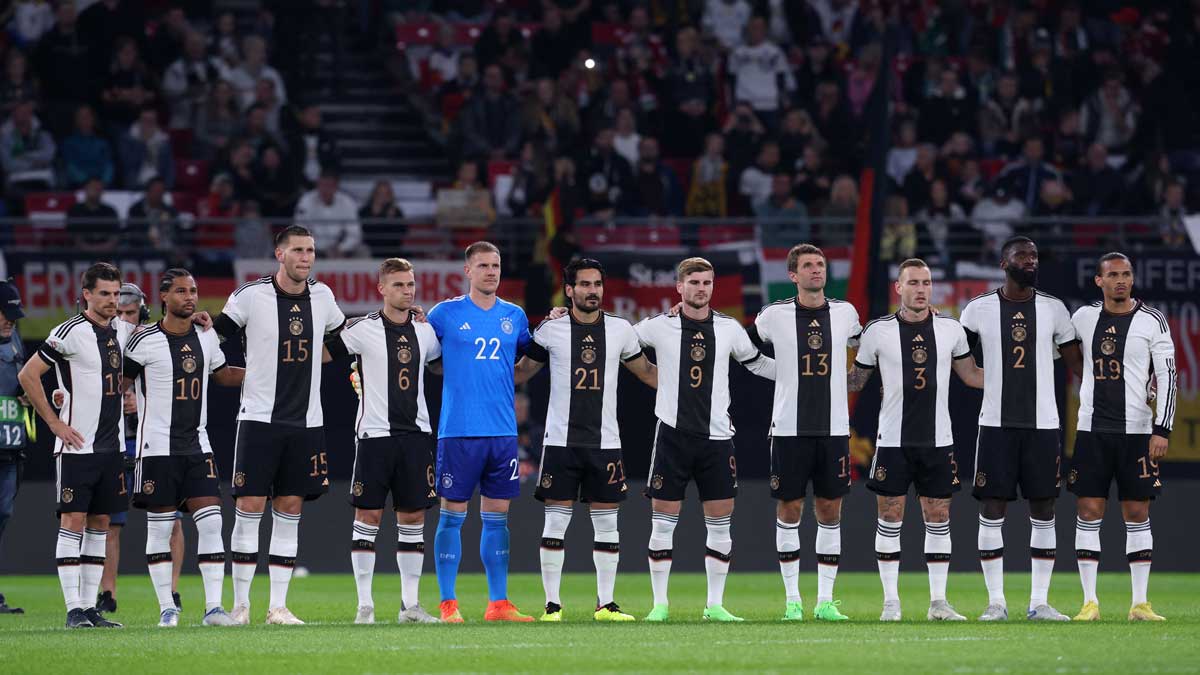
[{"xmin": 427, "ymin": 295, "xmax": 531, "ymax": 439}]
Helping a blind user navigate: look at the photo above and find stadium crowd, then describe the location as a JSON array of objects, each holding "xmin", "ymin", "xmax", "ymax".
[{"xmin": 0, "ymin": 1, "xmax": 1198, "ymax": 265}]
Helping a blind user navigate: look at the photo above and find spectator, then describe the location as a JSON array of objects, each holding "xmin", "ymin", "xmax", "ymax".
[
  {"xmin": 195, "ymin": 173, "xmax": 240, "ymax": 260},
  {"xmin": 722, "ymin": 102, "xmax": 766, "ymax": 178},
  {"xmin": 665, "ymin": 25, "xmax": 716, "ymax": 157},
  {"xmin": 879, "ymin": 194, "xmax": 917, "ymax": 261},
  {"xmin": 77, "ymin": 0, "xmax": 145, "ymax": 71},
  {"xmin": 970, "ymin": 185, "xmax": 1025, "ymax": 258},
  {"xmin": 0, "ymin": 99, "xmax": 56, "ymax": 191},
  {"xmin": 1030, "ymin": 178, "xmax": 1074, "ymax": 241},
  {"xmin": 228, "ymin": 35, "xmax": 287, "ymax": 109},
  {"xmin": 997, "ymin": 136, "xmax": 1062, "ymax": 213},
  {"xmin": 1158, "ymin": 179, "xmax": 1189, "ymax": 247},
  {"xmin": 195, "ymin": 79, "xmax": 240, "ymax": 161},
  {"xmin": 1048, "ymin": 108, "xmax": 1086, "ymax": 170},
  {"xmin": 918, "ymin": 67, "xmax": 975, "ymax": 146},
  {"xmin": 360, "ymin": 180, "xmax": 406, "ymax": 254},
  {"xmin": 127, "ymin": 176, "xmax": 181, "ymax": 250},
  {"xmin": 255, "ymin": 144, "xmax": 298, "ymax": 217},
  {"xmin": 474, "ymin": 9, "xmax": 525, "ymax": 69},
  {"xmin": 294, "ymin": 170, "xmax": 364, "ymax": 258},
  {"xmin": 426, "ymin": 24, "xmax": 461, "ymax": 87},
  {"xmin": 727, "ymin": 16, "xmax": 791, "ymax": 131},
  {"xmin": 778, "ymin": 108, "xmax": 821, "ymax": 174},
  {"xmin": 209, "ymin": 11, "xmax": 241, "ymax": 68},
  {"xmin": 0, "ymin": 51, "xmax": 37, "ymax": 120},
  {"xmin": 287, "ymin": 102, "xmax": 340, "ymax": 189},
  {"xmin": 792, "ymin": 144, "xmax": 833, "ymax": 213},
  {"xmin": 146, "ymin": 4, "xmax": 190, "ymax": 73},
  {"xmin": 1080, "ymin": 70, "xmax": 1138, "ymax": 154},
  {"xmin": 505, "ymin": 142, "xmax": 553, "ymax": 216},
  {"xmin": 60, "ymin": 105, "xmax": 115, "ymax": 188},
  {"xmin": 33, "ymin": 3, "xmax": 93, "ymax": 136},
  {"xmin": 754, "ymin": 172, "xmax": 810, "ymax": 248},
  {"xmin": 66, "ymin": 177, "xmax": 120, "ymax": 251},
  {"xmin": 886, "ymin": 118, "xmax": 919, "ymax": 185},
  {"xmin": 461, "ymin": 63, "xmax": 521, "ymax": 160},
  {"xmin": 846, "ymin": 43, "xmax": 886, "ymax": 121},
  {"xmin": 821, "ymin": 174, "xmax": 859, "ymax": 245},
  {"xmin": 809, "ymin": 80, "xmax": 853, "ymax": 169},
  {"xmin": 585, "ymin": 78, "xmax": 635, "ymax": 138},
  {"xmin": 520, "ymin": 78, "xmax": 580, "ymax": 157},
  {"xmin": 956, "ymin": 157, "xmax": 985, "ymax": 212},
  {"xmin": 1072, "ymin": 143, "xmax": 1125, "ymax": 216},
  {"xmin": 916, "ymin": 178, "xmax": 966, "ymax": 264},
  {"xmin": 793, "ymin": 34, "xmax": 838, "ymax": 104},
  {"xmin": 979, "ymin": 72, "xmax": 1037, "ymax": 158},
  {"xmin": 100, "ymin": 36, "xmax": 158, "ymax": 129},
  {"xmin": 808, "ymin": 0, "xmax": 859, "ymax": 50},
  {"xmin": 686, "ymin": 133, "xmax": 730, "ymax": 218},
  {"xmin": 740, "ymin": 141, "xmax": 781, "ymax": 207},
  {"xmin": 901, "ymin": 144, "xmax": 941, "ymax": 214},
  {"xmin": 582, "ymin": 127, "xmax": 635, "ymax": 217},
  {"xmin": 702, "ymin": 0, "xmax": 752, "ymax": 51},
  {"xmin": 240, "ymin": 103, "xmax": 283, "ymax": 154},
  {"xmin": 530, "ymin": 6, "xmax": 574, "ymax": 80},
  {"xmin": 234, "ymin": 200, "xmax": 274, "ymax": 257},
  {"xmin": 9, "ymin": 0, "xmax": 54, "ymax": 47},
  {"xmin": 162, "ymin": 30, "xmax": 230, "ymax": 129},
  {"xmin": 629, "ymin": 137, "xmax": 683, "ymax": 218},
  {"xmin": 223, "ymin": 139, "xmax": 259, "ymax": 202},
  {"xmin": 612, "ymin": 108, "xmax": 641, "ymax": 168},
  {"xmin": 436, "ymin": 52, "xmax": 478, "ymax": 126},
  {"xmin": 249, "ymin": 78, "xmax": 284, "ymax": 136},
  {"xmin": 118, "ymin": 107, "xmax": 175, "ymax": 189}
]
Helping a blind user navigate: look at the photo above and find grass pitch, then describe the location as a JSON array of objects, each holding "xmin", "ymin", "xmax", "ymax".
[{"xmin": 1, "ymin": 572, "xmax": 1197, "ymax": 674}]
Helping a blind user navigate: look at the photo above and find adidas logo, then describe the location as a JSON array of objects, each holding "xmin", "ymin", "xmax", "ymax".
[
  {"xmin": 399, "ymin": 335, "xmax": 408, "ymax": 343},
  {"xmin": 583, "ymin": 335, "xmax": 595, "ymax": 343},
  {"xmin": 1106, "ymin": 325, "xmax": 1117, "ymax": 334},
  {"xmin": 290, "ymin": 304, "xmax": 301, "ymax": 313},
  {"xmin": 913, "ymin": 334, "xmax": 924, "ymax": 342},
  {"xmin": 693, "ymin": 331, "xmax": 704, "ymax": 339},
  {"xmin": 180, "ymin": 344, "xmax": 192, "ymax": 352},
  {"xmin": 1013, "ymin": 312, "xmax": 1025, "ymax": 320},
  {"xmin": 809, "ymin": 319, "xmax": 820, "ymax": 327},
  {"xmin": 1153, "ymin": 479, "xmax": 1162, "ymax": 488},
  {"xmin": 459, "ymin": 322, "xmax": 471, "ymax": 330},
  {"xmin": 106, "ymin": 338, "xmax": 115, "ymax": 347}
]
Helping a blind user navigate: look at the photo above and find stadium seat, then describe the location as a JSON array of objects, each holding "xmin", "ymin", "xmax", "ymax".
[
  {"xmin": 22, "ymin": 192, "xmax": 76, "ymax": 247},
  {"xmin": 394, "ymin": 23, "xmax": 439, "ymax": 49},
  {"xmin": 168, "ymin": 128, "xmax": 193, "ymax": 158},
  {"xmin": 699, "ymin": 224, "xmax": 754, "ymax": 248},
  {"xmin": 175, "ymin": 159, "xmax": 210, "ymax": 195},
  {"xmin": 980, "ymin": 158, "xmax": 1006, "ymax": 181}
]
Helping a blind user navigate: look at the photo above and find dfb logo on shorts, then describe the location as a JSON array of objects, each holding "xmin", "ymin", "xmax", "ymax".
[
  {"xmin": 874, "ymin": 466, "xmax": 887, "ymax": 481},
  {"xmin": 441, "ymin": 474, "xmax": 454, "ymax": 489},
  {"xmin": 61, "ymin": 488, "xmax": 74, "ymax": 503},
  {"xmin": 142, "ymin": 480, "xmax": 156, "ymax": 495},
  {"xmin": 234, "ymin": 472, "xmax": 246, "ymax": 487},
  {"xmin": 352, "ymin": 482, "xmax": 363, "ymax": 496},
  {"xmin": 651, "ymin": 474, "xmax": 664, "ymax": 490},
  {"xmin": 1068, "ymin": 469, "xmax": 1078, "ymax": 484},
  {"xmin": 769, "ymin": 475, "xmax": 780, "ymax": 490},
  {"xmin": 974, "ymin": 472, "xmax": 987, "ymax": 488},
  {"xmin": 540, "ymin": 474, "xmax": 553, "ymax": 489}
]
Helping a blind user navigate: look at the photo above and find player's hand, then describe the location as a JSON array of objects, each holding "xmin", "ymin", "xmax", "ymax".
[
  {"xmin": 192, "ymin": 311, "xmax": 214, "ymax": 330},
  {"xmin": 1149, "ymin": 434, "xmax": 1168, "ymax": 461},
  {"xmin": 50, "ymin": 420, "xmax": 85, "ymax": 450},
  {"xmin": 667, "ymin": 301, "xmax": 683, "ymax": 317},
  {"xmin": 410, "ymin": 305, "xmax": 427, "ymax": 323},
  {"xmin": 52, "ymin": 389, "xmax": 66, "ymax": 408},
  {"xmin": 349, "ymin": 362, "xmax": 362, "ymax": 398},
  {"xmin": 547, "ymin": 306, "xmax": 568, "ymax": 320},
  {"xmin": 122, "ymin": 389, "xmax": 137, "ymax": 415}
]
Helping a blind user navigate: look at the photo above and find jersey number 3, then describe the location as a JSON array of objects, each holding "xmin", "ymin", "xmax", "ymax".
[{"xmin": 474, "ymin": 337, "xmax": 500, "ymax": 360}]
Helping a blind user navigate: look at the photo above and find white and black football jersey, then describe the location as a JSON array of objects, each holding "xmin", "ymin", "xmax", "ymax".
[
  {"xmin": 754, "ymin": 297, "xmax": 862, "ymax": 437},
  {"xmin": 635, "ymin": 311, "xmax": 775, "ymax": 440},
  {"xmin": 525, "ymin": 312, "xmax": 643, "ymax": 449},
  {"xmin": 218, "ymin": 276, "xmax": 345, "ymax": 427},
  {"xmin": 1073, "ymin": 301, "xmax": 1176, "ymax": 436},
  {"xmin": 960, "ymin": 289, "xmax": 1078, "ymax": 429},
  {"xmin": 123, "ymin": 323, "xmax": 226, "ymax": 457},
  {"xmin": 334, "ymin": 311, "xmax": 441, "ymax": 437},
  {"xmin": 39, "ymin": 314, "xmax": 134, "ymax": 455},
  {"xmin": 855, "ymin": 313, "xmax": 972, "ymax": 448}
]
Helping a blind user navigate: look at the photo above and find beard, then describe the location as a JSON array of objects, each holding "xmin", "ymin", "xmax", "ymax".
[
  {"xmin": 169, "ymin": 307, "xmax": 195, "ymax": 320},
  {"xmin": 1007, "ymin": 266, "xmax": 1038, "ymax": 288},
  {"xmin": 571, "ymin": 295, "xmax": 601, "ymax": 312}
]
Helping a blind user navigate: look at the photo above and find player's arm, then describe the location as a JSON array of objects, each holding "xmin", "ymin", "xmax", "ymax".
[
  {"xmin": 212, "ymin": 365, "xmax": 246, "ymax": 387},
  {"xmin": 211, "ymin": 312, "xmax": 242, "ymax": 341},
  {"xmin": 951, "ymin": 353, "xmax": 984, "ymax": 389},
  {"xmin": 514, "ymin": 356, "xmax": 546, "ymax": 385},
  {"xmin": 731, "ymin": 321, "xmax": 775, "ymax": 380},
  {"xmin": 17, "ymin": 353, "xmax": 84, "ymax": 449},
  {"xmin": 426, "ymin": 358, "xmax": 443, "ymax": 376},
  {"xmin": 1058, "ymin": 341, "xmax": 1083, "ymax": 377},
  {"xmin": 622, "ymin": 353, "xmax": 658, "ymax": 389},
  {"xmin": 847, "ymin": 326, "xmax": 876, "ymax": 392},
  {"xmin": 1148, "ymin": 323, "xmax": 1177, "ymax": 460},
  {"xmin": 846, "ymin": 363, "xmax": 873, "ymax": 392},
  {"xmin": 323, "ymin": 333, "xmax": 350, "ymax": 364}
]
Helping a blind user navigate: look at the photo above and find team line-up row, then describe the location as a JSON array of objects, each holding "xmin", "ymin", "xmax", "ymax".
[{"xmin": 16, "ymin": 229, "xmax": 1174, "ymax": 628}]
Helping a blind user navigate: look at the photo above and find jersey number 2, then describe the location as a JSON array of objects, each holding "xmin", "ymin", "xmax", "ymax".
[{"xmin": 475, "ymin": 337, "xmax": 500, "ymax": 360}]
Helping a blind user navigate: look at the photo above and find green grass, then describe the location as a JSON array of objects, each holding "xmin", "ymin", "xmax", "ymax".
[{"xmin": 2, "ymin": 572, "xmax": 1197, "ymax": 674}]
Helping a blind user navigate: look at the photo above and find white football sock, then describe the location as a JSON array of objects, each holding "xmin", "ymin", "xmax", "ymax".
[
  {"xmin": 268, "ymin": 509, "xmax": 300, "ymax": 610},
  {"xmin": 978, "ymin": 515, "xmax": 1005, "ymax": 606},
  {"xmin": 924, "ymin": 520, "xmax": 952, "ymax": 602},
  {"xmin": 1125, "ymin": 519, "xmax": 1152, "ymax": 606},
  {"xmin": 146, "ymin": 512, "xmax": 177, "ymax": 612},
  {"xmin": 231, "ymin": 508, "xmax": 262, "ymax": 608},
  {"xmin": 79, "ymin": 527, "xmax": 107, "ymax": 609},
  {"xmin": 775, "ymin": 518, "xmax": 801, "ymax": 604},
  {"xmin": 703, "ymin": 515, "xmax": 732, "ymax": 608},
  {"xmin": 1075, "ymin": 517, "xmax": 1102, "ymax": 604},
  {"xmin": 648, "ymin": 511, "xmax": 677, "ymax": 607},
  {"xmin": 1029, "ymin": 518, "xmax": 1057, "ymax": 610},
  {"xmin": 539, "ymin": 504, "xmax": 572, "ymax": 606},
  {"xmin": 396, "ymin": 522, "xmax": 425, "ymax": 610},
  {"xmin": 815, "ymin": 520, "xmax": 841, "ymax": 604},
  {"xmin": 193, "ymin": 505, "xmax": 226, "ymax": 611},
  {"xmin": 875, "ymin": 519, "xmax": 902, "ymax": 604},
  {"xmin": 590, "ymin": 507, "xmax": 620, "ymax": 607},
  {"xmin": 351, "ymin": 520, "xmax": 379, "ymax": 608},
  {"xmin": 55, "ymin": 527, "xmax": 84, "ymax": 611}
]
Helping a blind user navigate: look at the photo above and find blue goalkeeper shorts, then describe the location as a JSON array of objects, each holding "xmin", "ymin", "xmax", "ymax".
[{"xmin": 435, "ymin": 437, "xmax": 520, "ymax": 502}]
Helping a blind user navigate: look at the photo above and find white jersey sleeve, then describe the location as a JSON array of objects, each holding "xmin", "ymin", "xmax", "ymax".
[
  {"xmin": 951, "ymin": 322, "xmax": 971, "ymax": 358},
  {"xmin": 618, "ymin": 320, "xmax": 642, "ymax": 361},
  {"xmin": 1051, "ymin": 298, "xmax": 1078, "ymax": 346},
  {"xmin": 854, "ymin": 320, "xmax": 880, "ymax": 367},
  {"xmin": 418, "ymin": 322, "xmax": 442, "ymax": 362},
  {"xmin": 1151, "ymin": 320, "xmax": 1177, "ymax": 436}
]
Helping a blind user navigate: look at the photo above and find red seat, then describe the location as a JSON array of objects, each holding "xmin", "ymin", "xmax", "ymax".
[
  {"xmin": 700, "ymin": 224, "xmax": 754, "ymax": 248},
  {"xmin": 662, "ymin": 158, "xmax": 692, "ymax": 194},
  {"xmin": 487, "ymin": 160, "xmax": 516, "ymax": 188},
  {"xmin": 628, "ymin": 223, "xmax": 681, "ymax": 249},
  {"xmin": 394, "ymin": 23, "xmax": 439, "ymax": 49},
  {"xmin": 450, "ymin": 227, "xmax": 492, "ymax": 250},
  {"xmin": 169, "ymin": 191, "xmax": 198, "ymax": 215},
  {"xmin": 591, "ymin": 23, "xmax": 627, "ymax": 46},
  {"xmin": 576, "ymin": 223, "xmax": 630, "ymax": 249},
  {"xmin": 22, "ymin": 192, "xmax": 76, "ymax": 247},
  {"xmin": 453, "ymin": 24, "xmax": 483, "ymax": 45},
  {"xmin": 980, "ymin": 158, "xmax": 1006, "ymax": 181},
  {"xmin": 24, "ymin": 192, "xmax": 76, "ymax": 214},
  {"xmin": 175, "ymin": 159, "xmax": 209, "ymax": 195}
]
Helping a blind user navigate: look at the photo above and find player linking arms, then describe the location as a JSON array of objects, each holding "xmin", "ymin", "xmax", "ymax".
[
  {"xmin": 426, "ymin": 241, "xmax": 536, "ymax": 623},
  {"xmin": 847, "ymin": 259, "xmax": 983, "ymax": 622},
  {"xmin": 513, "ymin": 258, "xmax": 657, "ymax": 622}
]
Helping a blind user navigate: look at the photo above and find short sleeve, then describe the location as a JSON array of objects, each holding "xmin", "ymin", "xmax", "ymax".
[
  {"xmin": 322, "ymin": 290, "xmax": 346, "ymax": 333},
  {"xmin": 123, "ymin": 335, "xmax": 149, "ymax": 365},
  {"xmin": 338, "ymin": 320, "xmax": 364, "ymax": 355},
  {"xmin": 515, "ymin": 311, "xmax": 532, "ymax": 352},
  {"xmin": 525, "ymin": 321, "xmax": 550, "ymax": 363},
  {"xmin": 753, "ymin": 306, "xmax": 773, "ymax": 343},
  {"xmin": 427, "ymin": 302, "xmax": 449, "ymax": 339},
  {"xmin": 206, "ymin": 333, "xmax": 227, "ymax": 372},
  {"xmin": 220, "ymin": 288, "xmax": 250, "ymax": 328},
  {"xmin": 39, "ymin": 330, "xmax": 73, "ymax": 363},
  {"xmin": 620, "ymin": 322, "xmax": 643, "ymax": 361},
  {"xmin": 854, "ymin": 324, "xmax": 877, "ymax": 368},
  {"xmin": 952, "ymin": 323, "xmax": 972, "ymax": 359},
  {"xmin": 842, "ymin": 305, "xmax": 863, "ymax": 346},
  {"xmin": 730, "ymin": 322, "xmax": 761, "ymax": 363},
  {"xmin": 634, "ymin": 316, "xmax": 656, "ymax": 348},
  {"xmin": 420, "ymin": 324, "xmax": 442, "ymax": 363},
  {"xmin": 959, "ymin": 299, "xmax": 979, "ymax": 333},
  {"xmin": 1052, "ymin": 300, "xmax": 1078, "ymax": 346}
]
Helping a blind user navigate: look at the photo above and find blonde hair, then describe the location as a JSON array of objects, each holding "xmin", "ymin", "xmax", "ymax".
[
  {"xmin": 379, "ymin": 258, "xmax": 413, "ymax": 278},
  {"xmin": 676, "ymin": 257, "xmax": 714, "ymax": 280}
]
